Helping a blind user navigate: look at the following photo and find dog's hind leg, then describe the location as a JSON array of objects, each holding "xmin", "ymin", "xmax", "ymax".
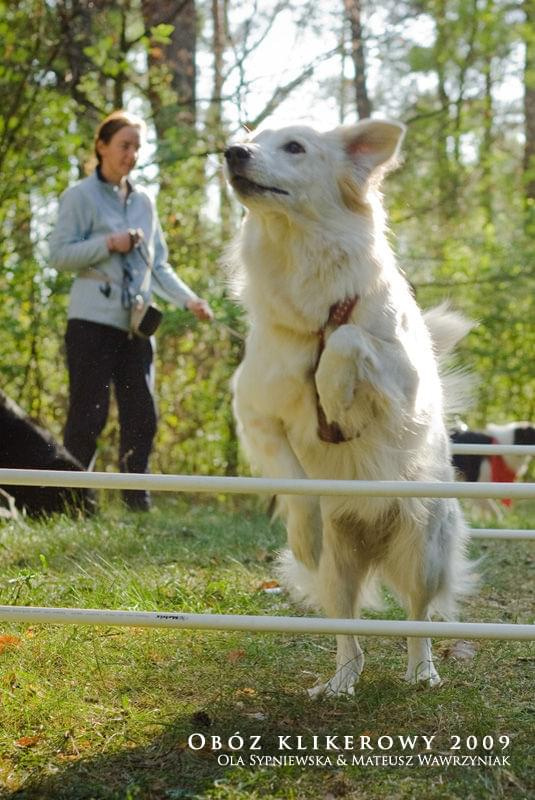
[
  {"xmin": 404, "ymin": 598, "xmax": 441, "ymax": 687},
  {"xmin": 384, "ymin": 561, "xmax": 442, "ymax": 687},
  {"xmin": 404, "ymin": 499, "xmax": 474, "ymax": 686},
  {"xmin": 283, "ymin": 496, "xmax": 322, "ymax": 570},
  {"xmin": 385, "ymin": 514, "xmax": 444, "ymax": 687},
  {"xmin": 308, "ymin": 519, "xmax": 368, "ymax": 698}
]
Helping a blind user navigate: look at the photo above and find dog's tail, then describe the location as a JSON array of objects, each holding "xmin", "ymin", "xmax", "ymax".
[
  {"xmin": 430, "ymin": 505, "xmax": 481, "ymax": 619},
  {"xmin": 424, "ymin": 303, "xmax": 476, "ymax": 418},
  {"xmin": 423, "ymin": 302, "xmax": 473, "ymax": 358},
  {"xmin": 276, "ymin": 549, "xmax": 384, "ymax": 614}
]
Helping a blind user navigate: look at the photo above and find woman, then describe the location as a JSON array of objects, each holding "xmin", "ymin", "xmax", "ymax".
[{"xmin": 49, "ymin": 110, "xmax": 213, "ymax": 510}]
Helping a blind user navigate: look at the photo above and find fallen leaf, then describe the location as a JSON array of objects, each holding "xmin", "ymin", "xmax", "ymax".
[
  {"xmin": 14, "ymin": 736, "xmax": 41, "ymax": 748},
  {"xmin": 148, "ymin": 652, "xmax": 165, "ymax": 664},
  {"xmin": 438, "ymin": 640, "xmax": 478, "ymax": 661},
  {"xmin": 227, "ymin": 649, "xmax": 246, "ymax": 663},
  {"xmin": 77, "ymin": 739, "xmax": 92, "ymax": 751},
  {"xmin": 259, "ymin": 579, "xmax": 279, "ymax": 590},
  {"xmin": 0, "ymin": 635, "xmax": 21, "ymax": 654},
  {"xmin": 235, "ymin": 687, "xmax": 257, "ymax": 698}
]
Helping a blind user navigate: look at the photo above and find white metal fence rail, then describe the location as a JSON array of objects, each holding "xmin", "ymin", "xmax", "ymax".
[
  {"xmin": 1, "ymin": 469, "xmax": 535, "ymax": 500},
  {"xmin": 0, "ymin": 606, "xmax": 533, "ymax": 640},
  {"xmin": 0, "ymin": 442, "xmax": 533, "ymax": 639},
  {"xmin": 450, "ymin": 443, "xmax": 535, "ymax": 455}
]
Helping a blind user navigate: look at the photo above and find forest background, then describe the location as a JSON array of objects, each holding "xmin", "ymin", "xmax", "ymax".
[{"xmin": 1, "ymin": 0, "xmax": 534, "ymax": 477}]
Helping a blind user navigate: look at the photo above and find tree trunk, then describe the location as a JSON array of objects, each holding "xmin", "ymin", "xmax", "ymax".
[
  {"xmin": 209, "ymin": 0, "xmax": 232, "ymax": 238},
  {"xmin": 434, "ymin": 4, "xmax": 457, "ymax": 221},
  {"xmin": 480, "ymin": 55, "xmax": 494, "ymax": 223},
  {"xmin": 343, "ymin": 0, "xmax": 371, "ymax": 119},
  {"xmin": 523, "ymin": 0, "xmax": 535, "ymax": 204},
  {"xmin": 141, "ymin": 0, "xmax": 197, "ymax": 139}
]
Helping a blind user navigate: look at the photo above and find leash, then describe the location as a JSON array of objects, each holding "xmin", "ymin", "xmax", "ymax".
[
  {"xmin": 79, "ymin": 265, "xmax": 244, "ymax": 341},
  {"xmin": 131, "ymin": 235, "xmax": 246, "ymax": 341},
  {"xmin": 216, "ymin": 321, "xmax": 245, "ymax": 341}
]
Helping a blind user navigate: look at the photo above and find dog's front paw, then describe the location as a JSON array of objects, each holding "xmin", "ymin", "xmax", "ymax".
[
  {"xmin": 307, "ymin": 652, "xmax": 364, "ymax": 699},
  {"xmin": 315, "ymin": 326, "xmax": 378, "ymax": 425},
  {"xmin": 404, "ymin": 660, "xmax": 442, "ymax": 688},
  {"xmin": 315, "ymin": 350, "xmax": 358, "ymax": 424},
  {"xmin": 308, "ymin": 666, "xmax": 361, "ymax": 699}
]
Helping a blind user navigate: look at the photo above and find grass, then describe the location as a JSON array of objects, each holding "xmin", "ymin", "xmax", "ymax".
[{"xmin": 0, "ymin": 495, "xmax": 533, "ymax": 799}]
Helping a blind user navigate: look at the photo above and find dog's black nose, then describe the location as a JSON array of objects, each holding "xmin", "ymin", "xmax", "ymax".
[{"xmin": 224, "ymin": 145, "xmax": 252, "ymax": 168}]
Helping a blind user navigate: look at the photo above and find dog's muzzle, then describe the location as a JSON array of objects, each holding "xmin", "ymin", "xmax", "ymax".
[
  {"xmin": 224, "ymin": 145, "xmax": 253, "ymax": 171},
  {"xmin": 224, "ymin": 146, "xmax": 289, "ymax": 196}
]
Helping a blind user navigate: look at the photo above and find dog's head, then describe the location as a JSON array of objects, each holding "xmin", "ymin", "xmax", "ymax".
[
  {"xmin": 514, "ymin": 424, "xmax": 535, "ymax": 446},
  {"xmin": 224, "ymin": 119, "xmax": 405, "ymax": 220}
]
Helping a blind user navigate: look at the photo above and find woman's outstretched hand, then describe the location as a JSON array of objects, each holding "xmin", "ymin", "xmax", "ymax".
[{"xmin": 186, "ymin": 297, "xmax": 214, "ymax": 321}]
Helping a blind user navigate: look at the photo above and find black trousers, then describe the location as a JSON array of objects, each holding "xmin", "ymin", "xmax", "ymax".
[{"xmin": 64, "ymin": 319, "xmax": 157, "ymax": 507}]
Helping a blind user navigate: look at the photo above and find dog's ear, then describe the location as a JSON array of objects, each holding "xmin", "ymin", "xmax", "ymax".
[{"xmin": 341, "ymin": 119, "xmax": 406, "ymax": 181}]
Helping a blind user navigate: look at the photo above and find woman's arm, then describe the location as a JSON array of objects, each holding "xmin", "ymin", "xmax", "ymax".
[{"xmin": 48, "ymin": 186, "xmax": 110, "ymax": 272}]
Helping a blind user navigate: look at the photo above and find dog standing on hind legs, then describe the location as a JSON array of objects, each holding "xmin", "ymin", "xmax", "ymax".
[{"xmin": 224, "ymin": 118, "xmax": 475, "ymax": 696}]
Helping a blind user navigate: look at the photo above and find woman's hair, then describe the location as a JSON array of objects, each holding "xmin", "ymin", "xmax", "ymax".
[{"xmin": 93, "ymin": 110, "xmax": 147, "ymax": 166}]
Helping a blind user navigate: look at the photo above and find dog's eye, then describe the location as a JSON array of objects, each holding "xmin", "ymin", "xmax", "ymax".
[{"xmin": 283, "ymin": 141, "xmax": 306, "ymax": 154}]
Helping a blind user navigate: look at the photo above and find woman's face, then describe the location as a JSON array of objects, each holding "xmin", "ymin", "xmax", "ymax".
[{"xmin": 97, "ymin": 125, "xmax": 141, "ymax": 181}]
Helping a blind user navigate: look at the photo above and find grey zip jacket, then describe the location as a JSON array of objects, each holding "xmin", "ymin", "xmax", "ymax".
[{"xmin": 49, "ymin": 170, "xmax": 197, "ymax": 332}]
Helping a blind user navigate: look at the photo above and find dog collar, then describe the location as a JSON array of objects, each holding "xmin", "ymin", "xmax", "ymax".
[{"xmin": 315, "ymin": 295, "xmax": 359, "ymax": 444}]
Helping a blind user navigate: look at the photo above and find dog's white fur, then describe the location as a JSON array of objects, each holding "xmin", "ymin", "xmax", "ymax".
[{"xmin": 224, "ymin": 119, "xmax": 474, "ymax": 696}]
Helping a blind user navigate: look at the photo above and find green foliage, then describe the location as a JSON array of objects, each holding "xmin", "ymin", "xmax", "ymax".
[
  {"xmin": 0, "ymin": 0, "xmax": 533, "ymax": 476},
  {"xmin": 407, "ymin": 45, "xmax": 435, "ymax": 73},
  {"xmin": 149, "ymin": 23, "xmax": 175, "ymax": 44}
]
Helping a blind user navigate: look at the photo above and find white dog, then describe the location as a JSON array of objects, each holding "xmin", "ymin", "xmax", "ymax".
[{"xmin": 224, "ymin": 119, "xmax": 474, "ymax": 696}]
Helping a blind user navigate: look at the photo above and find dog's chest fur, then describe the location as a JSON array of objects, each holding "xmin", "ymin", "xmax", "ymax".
[
  {"xmin": 239, "ymin": 220, "xmax": 383, "ymax": 336},
  {"xmin": 238, "ymin": 289, "xmax": 417, "ymax": 483}
]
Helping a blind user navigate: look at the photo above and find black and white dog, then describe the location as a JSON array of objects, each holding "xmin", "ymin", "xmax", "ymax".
[
  {"xmin": 0, "ymin": 390, "xmax": 97, "ymax": 517},
  {"xmin": 451, "ymin": 422, "xmax": 535, "ymax": 515}
]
